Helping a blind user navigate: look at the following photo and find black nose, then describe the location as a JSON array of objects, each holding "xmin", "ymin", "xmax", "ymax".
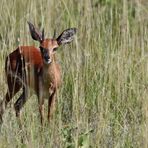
[
  {"xmin": 44, "ymin": 54, "xmax": 49, "ymax": 59},
  {"xmin": 44, "ymin": 54, "xmax": 50, "ymax": 61},
  {"xmin": 43, "ymin": 53, "xmax": 52, "ymax": 64}
]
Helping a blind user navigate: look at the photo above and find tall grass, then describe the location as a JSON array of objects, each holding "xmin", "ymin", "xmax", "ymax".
[{"xmin": 0, "ymin": 0, "xmax": 148, "ymax": 147}]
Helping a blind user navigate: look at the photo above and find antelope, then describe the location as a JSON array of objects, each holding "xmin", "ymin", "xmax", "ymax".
[{"xmin": 0, "ymin": 22, "xmax": 76, "ymax": 125}]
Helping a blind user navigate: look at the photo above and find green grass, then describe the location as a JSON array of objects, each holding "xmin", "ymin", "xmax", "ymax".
[{"xmin": 0, "ymin": 0, "xmax": 148, "ymax": 147}]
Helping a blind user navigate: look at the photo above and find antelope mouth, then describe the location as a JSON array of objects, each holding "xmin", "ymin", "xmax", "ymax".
[{"xmin": 44, "ymin": 58, "xmax": 52, "ymax": 64}]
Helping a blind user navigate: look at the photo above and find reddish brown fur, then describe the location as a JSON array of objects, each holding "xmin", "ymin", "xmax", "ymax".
[
  {"xmin": 0, "ymin": 22, "xmax": 76, "ymax": 125},
  {"xmin": 1, "ymin": 39, "xmax": 61, "ymax": 125}
]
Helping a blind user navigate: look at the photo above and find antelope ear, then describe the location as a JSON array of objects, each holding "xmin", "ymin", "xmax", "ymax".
[
  {"xmin": 57, "ymin": 28, "xmax": 77, "ymax": 45},
  {"xmin": 28, "ymin": 21, "xmax": 43, "ymax": 42}
]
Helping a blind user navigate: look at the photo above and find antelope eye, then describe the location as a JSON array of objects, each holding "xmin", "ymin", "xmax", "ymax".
[
  {"xmin": 40, "ymin": 46, "xmax": 46, "ymax": 53},
  {"xmin": 53, "ymin": 47, "xmax": 57, "ymax": 51}
]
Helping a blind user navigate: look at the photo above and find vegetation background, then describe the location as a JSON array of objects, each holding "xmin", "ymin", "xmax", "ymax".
[{"xmin": 0, "ymin": 0, "xmax": 148, "ymax": 147}]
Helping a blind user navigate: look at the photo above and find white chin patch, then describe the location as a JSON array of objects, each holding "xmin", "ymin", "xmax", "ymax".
[{"xmin": 45, "ymin": 59, "xmax": 52, "ymax": 64}]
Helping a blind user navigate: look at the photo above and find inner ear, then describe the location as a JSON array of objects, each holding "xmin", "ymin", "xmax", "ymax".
[
  {"xmin": 57, "ymin": 28, "xmax": 77, "ymax": 45},
  {"xmin": 28, "ymin": 21, "xmax": 43, "ymax": 42}
]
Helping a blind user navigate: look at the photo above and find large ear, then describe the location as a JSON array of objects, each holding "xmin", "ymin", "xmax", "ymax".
[
  {"xmin": 57, "ymin": 28, "xmax": 77, "ymax": 45},
  {"xmin": 28, "ymin": 21, "xmax": 44, "ymax": 42}
]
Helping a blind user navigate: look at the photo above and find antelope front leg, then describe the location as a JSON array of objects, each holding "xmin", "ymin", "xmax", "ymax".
[
  {"xmin": 38, "ymin": 97, "xmax": 44, "ymax": 125},
  {"xmin": 48, "ymin": 90, "xmax": 56, "ymax": 123},
  {"xmin": 36, "ymin": 76, "xmax": 45, "ymax": 125},
  {"xmin": 37, "ymin": 87, "xmax": 44, "ymax": 125}
]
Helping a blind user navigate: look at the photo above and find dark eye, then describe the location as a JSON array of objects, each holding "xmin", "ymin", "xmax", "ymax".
[
  {"xmin": 53, "ymin": 47, "xmax": 57, "ymax": 51},
  {"xmin": 40, "ymin": 46, "xmax": 46, "ymax": 53}
]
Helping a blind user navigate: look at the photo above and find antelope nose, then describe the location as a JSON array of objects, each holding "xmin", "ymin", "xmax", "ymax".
[{"xmin": 43, "ymin": 54, "xmax": 51, "ymax": 64}]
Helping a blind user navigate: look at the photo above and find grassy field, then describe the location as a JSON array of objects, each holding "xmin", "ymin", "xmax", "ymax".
[{"xmin": 0, "ymin": 0, "xmax": 148, "ymax": 147}]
